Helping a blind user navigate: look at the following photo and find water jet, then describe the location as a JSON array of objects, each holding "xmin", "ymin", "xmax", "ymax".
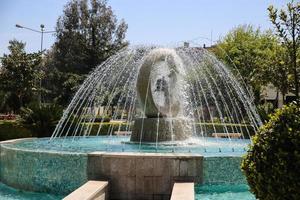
[{"xmin": 0, "ymin": 46, "xmax": 262, "ymax": 199}]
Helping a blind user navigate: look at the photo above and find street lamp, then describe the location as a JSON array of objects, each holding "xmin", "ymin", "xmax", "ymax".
[
  {"xmin": 15, "ymin": 24, "xmax": 55, "ymax": 107},
  {"xmin": 15, "ymin": 24, "xmax": 55, "ymax": 52}
]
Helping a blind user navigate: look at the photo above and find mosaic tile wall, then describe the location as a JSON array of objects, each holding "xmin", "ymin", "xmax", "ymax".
[
  {"xmin": 0, "ymin": 145, "xmax": 88, "ymax": 195},
  {"xmin": 0, "ymin": 140, "xmax": 247, "ymax": 197},
  {"xmin": 203, "ymin": 156, "xmax": 246, "ymax": 184}
]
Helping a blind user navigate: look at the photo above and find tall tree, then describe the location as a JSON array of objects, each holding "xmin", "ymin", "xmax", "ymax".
[
  {"xmin": 46, "ymin": 0, "xmax": 128, "ymax": 105},
  {"xmin": 268, "ymin": 1, "xmax": 300, "ymax": 100},
  {"xmin": 252, "ymin": 41, "xmax": 291, "ymax": 105},
  {"xmin": 54, "ymin": 0, "xmax": 128, "ymax": 73},
  {"xmin": 213, "ymin": 25, "xmax": 281, "ymax": 104},
  {"xmin": 0, "ymin": 40, "xmax": 41, "ymax": 112}
]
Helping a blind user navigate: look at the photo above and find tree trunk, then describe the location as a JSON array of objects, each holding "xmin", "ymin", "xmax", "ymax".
[
  {"xmin": 291, "ymin": 16, "xmax": 299, "ymax": 100},
  {"xmin": 282, "ymin": 91, "xmax": 286, "ymax": 105},
  {"xmin": 275, "ymin": 90, "xmax": 279, "ymax": 108},
  {"xmin": 111, "ymin": 105, "xmax": 115, "ymax": 118},
  {"xmin": 292, "ymin": 47, "xmax": 299, "ymax": 100},
  {"xmin": 19, "ymin": 94, "xmax": 23, "ymax": 110},
  {"xmin": 293, "ymin": 63, "xmax": 299, "ymax": 99},
  {"xmin": 91, "ymin": 17, "xmax": 96, "ymax": 67}
]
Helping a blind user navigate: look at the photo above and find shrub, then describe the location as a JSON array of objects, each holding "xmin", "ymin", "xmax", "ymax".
[
  {"xmin": 0, "ymin": 121, "xmax": 33, "ymax": 141},
  {"xmin": 257, "ymin": 102, "xmax": 275, "ymax": 122},
  {"xmin": 82, "ymin": 122, "xmax": 130, "ymax": 135},
  {"xmin": 83, "ymin": 116, "xmax": 111, "ymax": 123},
  {"xmin": 241, "ymin": 102, "xmax": 300, "ymax": 200},
  {"xmin": 195, "ymin": 123, "xmax": 255, "ymax": 138},
  {"xmin": 94, "ymin": 116, "xmax": 111, "ymax": 123},
  {"xmin": 19, "ymin": 104, "xmax": 63, "ymax": 137}
]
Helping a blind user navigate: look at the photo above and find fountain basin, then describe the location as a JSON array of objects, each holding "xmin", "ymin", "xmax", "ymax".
[
  {"xmin": 0, "ymin": 137, "xmax": 248, "ymax": 199},
  {"xmin": 0, "ymin": 182, "xmax": 62, "ymax": 200},
  {"xmin": 195, "ymin": 184, "xmax": 255, "ymax": 200}
]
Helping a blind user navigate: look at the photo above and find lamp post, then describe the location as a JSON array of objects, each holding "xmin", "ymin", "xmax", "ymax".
[
  {"xmin": 15, "ymin": 24, "xmax": 55, "ymax": 107},
  {"xmin": 15, "ymin": 24, "xmax": 55, "ymax": 52}
]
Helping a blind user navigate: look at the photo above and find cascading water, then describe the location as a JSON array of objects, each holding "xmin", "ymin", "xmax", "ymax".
[
  {"xmin": 50, "ymin": 45, "xmax": 262, "ymax": 153},
  {"xmin": 0, "ymin": 45, "xmax": 262, "ymax": 200}
]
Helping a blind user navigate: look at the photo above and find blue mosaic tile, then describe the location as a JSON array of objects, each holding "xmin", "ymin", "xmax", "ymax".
[
  {"xmin": 203, "ymin": 156, "xmax": 246, "ymax": 184},
  {"xmin": 0, "ymin": 145, "xmax": 88, "ymax": 195}
]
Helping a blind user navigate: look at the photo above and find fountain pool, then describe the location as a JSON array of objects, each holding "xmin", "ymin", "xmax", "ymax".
[
  {"xmin": 0, "ymin": 182, "xmax": 62, "ymax": 200},
  {"xmin": 195, "ymin": 184, "xmax": 255, "ymax": 200},
  {"xmin": 3, "ymin": 136, "xmax": 250, "ymax": 156},
  {"xmin": 0, "ymin": 137, "xmax": 249, "ymax": 199},
  {"xmin": 0, "ymin": 46, "xmax": 260, "ymax": 199}
]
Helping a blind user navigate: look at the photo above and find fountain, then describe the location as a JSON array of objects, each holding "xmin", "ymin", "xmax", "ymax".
[
  {"xmin": 0, "ymin": 46, "xmax": 262, "ymax": 199},
  {"xmin": 131, "ymin": 48, "xmax": 191, "ymax": 142},
  {"xmin": 49, "ymin": 45, "xmax": 261, "ymax": 144}
]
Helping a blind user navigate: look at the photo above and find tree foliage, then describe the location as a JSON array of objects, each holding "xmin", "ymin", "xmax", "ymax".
[
  {"xmin": 242, "ymin": 102, "xmax": 300, "ymax": 200},
  {"xmin": 213, "ymin": 25, "xmax": 284, "ymax": 104},
  {"xmin": 45, "ymin": 0, "xmax": 128, "ymax": 105},
  {"xmin": 268, "ymin": 1, "xmax": 300, "ymax": 99},
  {"xmin": 54, "ymin": 0, "xmax": 128, "ymax": 73},
  {"xmin": 0, "ymin": 40, "xmax": 41, "ymax": 112},
  {"xmin": 19, "ymin": 104, "xmax": 63, "ymax": 137}
]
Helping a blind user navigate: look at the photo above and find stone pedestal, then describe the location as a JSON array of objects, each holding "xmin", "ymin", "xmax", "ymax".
[
  {"xmin": 87, "ymin": 152, "xmax": 203, "ymax": 200},
  {"xmin": 130, "ymin": 118, "xmax": 191, "ymax": 142}
]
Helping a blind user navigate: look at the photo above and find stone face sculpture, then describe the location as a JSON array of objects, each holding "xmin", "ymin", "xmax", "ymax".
[
  {"xmin": 51, "ymin": 45, "xmax": 262, "ymax": 144},
  {"xmin": 130, "ymin": 48, "xmax": 191, "ymax": 142}
]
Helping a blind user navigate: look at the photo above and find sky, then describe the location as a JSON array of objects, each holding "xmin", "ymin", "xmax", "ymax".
[{"xmin": 0, "ymin": 0, "xmax": 291, "ymax": 56}]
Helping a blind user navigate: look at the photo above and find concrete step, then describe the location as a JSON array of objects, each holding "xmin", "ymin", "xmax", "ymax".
[
  {"xmin": 63, "ymin": 180, "xmax": 108, "ymax": 200},
  {"xmin": 170, "ymin": 182, "xmax": 194, "ymax": 200}
]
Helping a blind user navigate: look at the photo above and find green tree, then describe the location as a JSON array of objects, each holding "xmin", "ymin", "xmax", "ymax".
[
  {"xmin": 43, "ymin": 48, "xmax": 84, "ymax": 106},
  {"xmin": 46, "ymin": 0, "xmax": 128, "ymax": 105},
  {"xmin": 0, "ymin": 40, "xmax": 41, "ymax": 112},
  {"xmin": 265, "ymin": 44, "xmax": 291, "ymax": 105},
  {"xmin": 213, "ymin": 25, "xmax": 282, "ymax": 104},
  {"xmin": 268, "ymin": 1, "xmax": 300, "ymax": 100}
]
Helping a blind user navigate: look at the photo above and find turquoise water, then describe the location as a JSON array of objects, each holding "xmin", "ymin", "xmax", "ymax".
[
  {"xmin": 0, "ymin": 183, "xmax": 63, "ymax": 200},
  {"xmin": 4, "ymin": 136, "xmax": 250, "ymax": 157},
  {"xmin": 195, "ymin": 184, "xmax": 256, "ymax": 200},
  {"xmin": 0, "ymin": 137, "xmax": 252, "ymax": 199}
]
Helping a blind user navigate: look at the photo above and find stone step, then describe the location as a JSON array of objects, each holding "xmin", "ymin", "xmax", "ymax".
[
  {"xmin": 63, "ymin": 181, "xmax": 108, "ymax": 200},
  {"xmin": 170, "ymin": 182, "xmax": 194, "ymax": 200}
]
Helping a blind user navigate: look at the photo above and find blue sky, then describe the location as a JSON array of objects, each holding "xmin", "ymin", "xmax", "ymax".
[{"xmin": 0, "ymin": 0, "xmax": 290, "ymax": 56}]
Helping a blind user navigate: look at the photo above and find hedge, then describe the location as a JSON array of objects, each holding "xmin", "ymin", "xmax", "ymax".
[
  {"xmin": 0, "ymin": 121, "xmax": 33, "ymax": 141},
  {"xmin": 81, "ymin": 122, "xmax": 130, "ymax": 135},
  {"xmin": 194, "ymin": 123, "xmax": 255, "ymax": 138},
  {"xmin": 0, "ymin": 120, "xmax": 254, "ymax": 141},
  {"xmin": 82, "ymin": 122, "xmax": 254, "ymax": 137}
]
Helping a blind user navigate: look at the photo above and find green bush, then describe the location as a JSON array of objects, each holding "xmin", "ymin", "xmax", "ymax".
[
  {"xmin": 82, "ymin": 122, "xmax": 130, "ymax": 135},
  {"xmin": 83, "ymin": 122, "xmax": 254, "ymax": 137},
  {"xmin": 257, "ymin": 102, "xmax": 275, "ymax": 122},
  {"xmin": 19, "ymin": 104, "xmax": 63, "ymax": 137},
  {"xmin": 195, "ymin": 123, "xmax": 255, "ymax": 138},
  {"xmin": 82, "ymin": 115, "xmax": 111, "ymax": 123},
  {"xmin": 241, "ymin": 103, "xmax": 300, "ymax": 200},
  {"xmin": 0, "ymin": 121, "xmax": 33, "ymax": 141}
]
